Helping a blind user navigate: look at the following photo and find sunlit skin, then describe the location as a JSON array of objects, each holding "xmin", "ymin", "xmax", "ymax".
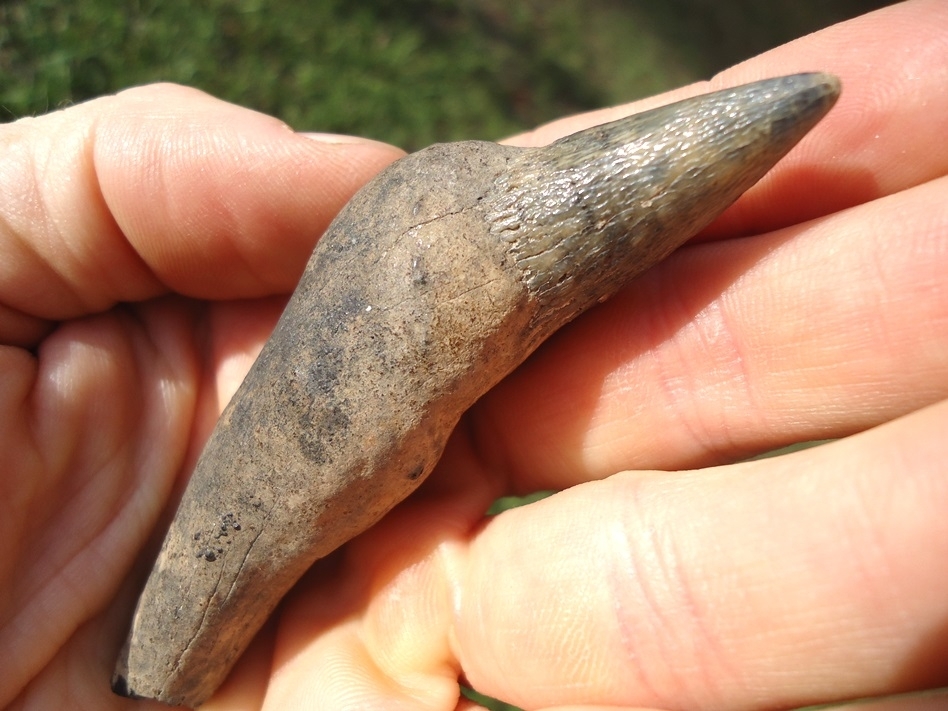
[{"xmin": 2, "ymin": 1, "xmax": 947, "ymax": 709}]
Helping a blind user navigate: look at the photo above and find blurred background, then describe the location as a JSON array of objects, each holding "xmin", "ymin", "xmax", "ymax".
[{"xmin": 2, "ymin": 0, "xmax": 894, "ymax": 150}]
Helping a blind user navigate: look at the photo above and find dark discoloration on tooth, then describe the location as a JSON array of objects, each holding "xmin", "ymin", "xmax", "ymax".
[{"xmin": 113, "ymin": 73, "xmax": 840, "ymax": 707}]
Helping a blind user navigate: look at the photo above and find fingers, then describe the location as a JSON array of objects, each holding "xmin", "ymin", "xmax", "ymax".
[
  {"xmin": 260, "ymin": 400, "xmax": 948, "ymax": 711},
  {"xmin": 453, "ymin": 399, "xmax": 948, "ymax": 710},
  {"xmin": 476, "ymin": 0, "xmax": 948, "ymax": 489},
  {"xmin": 0, "ymin": 83, "xmax": 404, "ymax": 346},
  {"xmin": 0, "ymin": 300, "xmax": 199, "ymax": 708},
  {"xmin": 471, "ymin": 169, "xmax": 948, "ymax": 488},
  {"xmin": 506, "ymin": 0, "xmax": 948, "ymax": 237}
]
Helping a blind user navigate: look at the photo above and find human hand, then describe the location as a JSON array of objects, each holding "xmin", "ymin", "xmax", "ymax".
[
  {"xmin": 3, "ymin": 1, "xmax": 948, "ymax": 710},
  {"xmin": 0, "ymin": 85, "xmax": 405, "ymax": 709}
]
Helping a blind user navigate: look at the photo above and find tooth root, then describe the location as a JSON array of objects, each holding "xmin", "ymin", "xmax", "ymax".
[{"xmin": 112, "ymin": 73, "xmax": 840, "ymax": 707}]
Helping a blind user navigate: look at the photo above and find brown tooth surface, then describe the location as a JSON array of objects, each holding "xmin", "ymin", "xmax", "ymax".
[{"xmin": 113, "ymin": 73, "xmax": 840, "ymax": 707}]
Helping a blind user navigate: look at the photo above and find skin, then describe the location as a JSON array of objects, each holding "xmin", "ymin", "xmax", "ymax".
[{"xmin": 0, "ymin": 1, "xmax": 946, "ymax": 709}]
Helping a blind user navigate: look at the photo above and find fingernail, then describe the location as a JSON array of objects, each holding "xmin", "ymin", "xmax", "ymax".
[{"xmin": 301, "ymin": 131, "xmax": 391, "ymax": 147}]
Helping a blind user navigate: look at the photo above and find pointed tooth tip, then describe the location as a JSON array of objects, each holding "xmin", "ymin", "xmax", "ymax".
[
  {"xmin": 726, "ymin": 72, "xmax": 841, "ymax": 138},
  {"xmin": 765, "ymin": 71, "xmax": 841, "ymax": 104},
  {"xmin": 769, "ymin": 70, "xmax": 839, "ymax": 89},
  {"xmin": 805, "ymin": 71, "xmax": 841, "ymax": 92},
  {"xmin": 793, "ymin": 71, "xmax": 841, "ymax": 101}
]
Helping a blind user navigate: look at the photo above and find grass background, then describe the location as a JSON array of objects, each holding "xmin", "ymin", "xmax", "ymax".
[
  {"xmin": 0, "ymin": 2, "xmax": 896, "ymax": 709},
  {"xmin": 3, "ymin": 1, "xmax": 892, "ymax": 150}
]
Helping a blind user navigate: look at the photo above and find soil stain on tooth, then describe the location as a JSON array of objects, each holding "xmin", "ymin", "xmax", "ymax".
[{"xmin": 113, "ymin": 73, "xmax": 840, "ymax": 707}]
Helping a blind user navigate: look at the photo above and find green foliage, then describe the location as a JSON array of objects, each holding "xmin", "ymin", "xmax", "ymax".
[
  {"xmin": 0, "ymin": 0, "xmax": 617, "ymax": 148},
  {"xmin": 487, "ymin": 490, "xmax": 555, "ymax": 516},
  {"xmin": 461, "ymin": 685, "xmax": 524, "ymax": 711},
  {"xmin": 0, "ymin": 0, "xmax": 892, "ymax": 150}
]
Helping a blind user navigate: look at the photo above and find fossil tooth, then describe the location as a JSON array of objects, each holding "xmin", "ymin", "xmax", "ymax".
[{"xmin": 112, "ymin": 73, "xmax": 840, "ymax": 707}]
